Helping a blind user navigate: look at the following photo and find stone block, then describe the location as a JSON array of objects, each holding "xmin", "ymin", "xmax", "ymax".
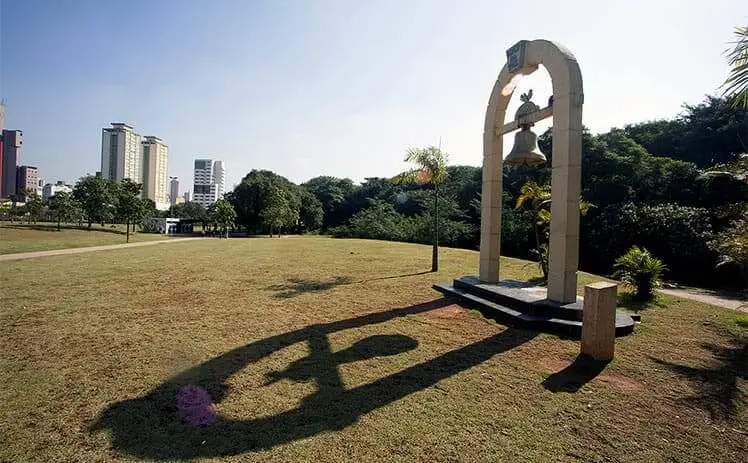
[{"xmin": 581, "ymin": 282, "xmax": 618, "ymax": 361}]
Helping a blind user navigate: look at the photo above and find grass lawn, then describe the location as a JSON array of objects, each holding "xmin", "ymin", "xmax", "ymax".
[
  {"xmin": 0, "ymin": 222, "xmax": 173, "ymax": 254},
  {"xmin": 1, "ymin": 237, "xmax": 745, "ymax": 462}
]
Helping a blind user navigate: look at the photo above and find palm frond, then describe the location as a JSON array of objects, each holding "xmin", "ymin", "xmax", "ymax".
[{"xmin": 722, "ymin": 26, "xmax": 748, "ymax": 108}]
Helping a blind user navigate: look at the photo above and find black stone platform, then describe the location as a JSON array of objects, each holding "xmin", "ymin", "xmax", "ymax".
[{"xmin": 433, "ymin": 276, "xmax": 635, "ymax": 338}]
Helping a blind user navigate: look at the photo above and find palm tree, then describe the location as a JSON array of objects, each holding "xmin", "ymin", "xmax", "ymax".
[
  {"xmin": 723, "ymin": 26, "xmax": 748, "ymax": 108},
  {"xmin": 515, "ymin": 181, "xmax": 552, "ymax": 277},
  {"xmin": 396, "ymin": 146, "xmax": 449, "ymax": 272},
  {"xmin": 515, "ymin": 180, "xmax": 592, "ymax": 280}
]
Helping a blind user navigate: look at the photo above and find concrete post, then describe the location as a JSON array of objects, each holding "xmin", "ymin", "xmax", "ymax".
[{"xmin": 581, "ymin": 282, "xmax": 618, "ymax": 362}]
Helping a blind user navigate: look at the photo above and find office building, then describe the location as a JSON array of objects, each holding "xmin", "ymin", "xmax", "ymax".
[
  {"xmin": 184, "ymin": 191, "xmax": 190, "ymax": 203},
  {"xmin": 213, "ymin": 160, "xmax": 226, "ymax": 199},
  {"xmin": 169, "ymin": 177, "xmax": 179, "ymax": 207},
  {"xmin": 16, "ymin": 165, "xmax": 39, "ymax": 196},
  {"xmin": 1, "ymin": 129, "xmax": 22, "ymax": 198},
  {"xmin": 42, "ymin": 181, "xmax": 73, "ymax": 201},
  {"xmin": 142, "ymin": 136, "xmax": 169, "ymax": 208},
  {"xmin": 101, "ymin": 123, "xmax": 142, "ymax": 183},
  {"xmin": 192, "ymin": 159, "xmax": 217, "ymax": 208}
]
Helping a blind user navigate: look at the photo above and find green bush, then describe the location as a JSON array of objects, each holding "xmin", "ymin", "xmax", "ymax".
[{"xmin": 613, "ymin": 246, "xmax": 667, "ymax": 299}]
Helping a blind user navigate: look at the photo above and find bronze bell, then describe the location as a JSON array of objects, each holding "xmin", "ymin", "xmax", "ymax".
[{"xmin": 505, "ymin": 125, "xmax": 546, "ymax": 166}]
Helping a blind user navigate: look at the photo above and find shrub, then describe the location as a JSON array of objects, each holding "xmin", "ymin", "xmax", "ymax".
[{"xmin": 613, "ymin": 246, "xmax": 667, "ymax": 299}]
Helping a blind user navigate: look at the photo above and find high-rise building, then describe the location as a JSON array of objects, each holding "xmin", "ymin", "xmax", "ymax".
[
  {"xmin": 101, "ymin": 123, "xmax": 142, "ymax": 183},
  {"xmin": 141, "ymin": 136, "xmax": 169, "ymax": 207},
  {"xmin": 213, "ymin": 160, "xmax": 226, "ymax": 199},
  {"xmin": 1, "ymin": 129, "xmax": 22, "ymax": 198},
  {"xmin": 184, "ymin": 191, "xmax": 190, "ymax": 203},
  {"xmin": 192, "ymin": 159, "xmax": 216, "ymax": 208},
  {"xmin": 169, "ymin": 177, "xmax": 179, "ymax": 207},
  {"xmin": 16, "ymin": 165, "xmax": 39, "ymax": 196}
]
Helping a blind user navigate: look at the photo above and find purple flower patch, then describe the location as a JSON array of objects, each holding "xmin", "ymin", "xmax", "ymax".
[{"xmin": 176, "ymin": 385, "xmax": 218, "ymax": 427}]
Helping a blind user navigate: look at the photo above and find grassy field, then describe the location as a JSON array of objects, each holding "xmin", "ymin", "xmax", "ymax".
[
  {"xmin": 0, "ymin": 222, "xmax": 173, "ymax": 254},
  {"xmin": 0, "ymin": 237, "xmax": 745, "ymax": 462}
]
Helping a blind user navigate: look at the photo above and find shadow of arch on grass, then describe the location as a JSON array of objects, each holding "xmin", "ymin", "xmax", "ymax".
[
  {"xmin": 265, "ymin": 271, "xmax": 434, "ymax": 298},
  {"xmin": 90, "ymin": 299, "xmax": 537, "ymax": 460}
]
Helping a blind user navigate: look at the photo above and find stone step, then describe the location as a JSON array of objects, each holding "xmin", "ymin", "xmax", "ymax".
[
  {"xmin": 453, "ymin": 276, "xmax": 584, "ymax": 321},
  {"xmin": 433, "ymin": 283, "xmax": 635, "ymax": 338}
]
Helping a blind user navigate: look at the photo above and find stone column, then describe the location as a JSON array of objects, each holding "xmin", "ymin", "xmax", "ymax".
[
  {"xmin": 581, "ymin": 282, "xmax": 617, "ymax": 361},
  {"xmin": 547, "ymin": 74, "xmax": 583, "ymax": 304},
  {"xmin": 479, "ymin": 121, "xmax": 503, "ymax": 283}
]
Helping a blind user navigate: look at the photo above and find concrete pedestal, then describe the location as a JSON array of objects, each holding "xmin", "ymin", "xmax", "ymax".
[{"xmin": 581, "ymin": 282, "xmax": 618, "ymax": 361}]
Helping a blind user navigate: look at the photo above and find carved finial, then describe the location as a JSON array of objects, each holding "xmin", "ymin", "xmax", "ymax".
[{"xmin": 520, "ymin": 89, "xmax": 533, "ymax": 103}]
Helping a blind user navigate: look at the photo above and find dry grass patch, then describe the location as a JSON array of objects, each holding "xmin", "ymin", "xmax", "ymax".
[{"xmin": 0, "ymin": 236, "xmax": 745, "ymax": 462}]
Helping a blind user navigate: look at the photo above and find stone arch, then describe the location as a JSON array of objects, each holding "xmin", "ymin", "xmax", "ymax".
[{"xmin": 480, "ymin": 39, "xmax": 583, "ymax": 303}]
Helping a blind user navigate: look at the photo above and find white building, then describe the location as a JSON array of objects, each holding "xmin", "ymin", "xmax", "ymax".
[
  {"xmin": 169, "ymin": 177, "xmax": 179, "ymax": 206},
  {"xmin": 142, "ymin": 136, "xmax": 169, "ymax": 209},
  {"xmin": 42, "ymin": 181, "xmax": 73, "ymax": 201},
  {"xmin": 212, "ymin": 160, "xmax": 225, "ymax": 199},
  {"xmin": 193, "ymin": 159, "xmax": 216, "ymax": 208},
  {"xmin": 101, "ymin": 123, "xmax": 142, "ymax": 184},
  {"xmin": 192, "ymin": 159, "xmax": 226, "ymax": 208}
]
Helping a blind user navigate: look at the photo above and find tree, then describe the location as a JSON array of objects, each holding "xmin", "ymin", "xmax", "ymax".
[
  {"xmin": 515, "ymin": 181, "xmax": 552, "ymax": 277},
  {"xmin": 722, "ymin": 26, "xmax": 748, "ymax": 108},
  {"xmin": 115, "ymin": 179, "xmax": 145, "ymax": 243},
  {"xmin": 395, "ymin": 146, "xmax": 449, "ymax": 272},
  {"xmin": 298, "ymin": 188, "xmax": 324, "ymax": 232},
  {"xmin": 8, "ymin": 189, "xmax": 29, "ymax": 223},
  {"xmin": 24, "ymin": 193, "xmax": 43, "ymax": 224},
  {"xmin": 302, "ymin": 176, "xmax": 357, "ymax": 229},
  {"xmin": 625, "ymin": 97, "xmax": 747, "ymax": 167},
  {"xmin": 49, "ymin": 191, "xmax": 81, "ymax": 231},
  {"xmin": 260, "ymin": 187, "xmax": 299, "ymax": 237},
  {"xmin": 170, "ymin": 201, "xmax": 207, "ymax": 221},
  {"xmin": 73, "ymin": 176, "xmax": 116, "ymax": 228},
  {"xmin": 207, "ymin": 199, "xmax": 237, "ymax": 238},
  {"xmin": 516, "ymin": 180, "xmax": 592, "ymax": 280},
  {"xmin": 230, "ymin": 170, "xmax": 301, "ymax": 233}
]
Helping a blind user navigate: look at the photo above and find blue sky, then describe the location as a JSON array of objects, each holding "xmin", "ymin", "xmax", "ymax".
[{"xmin": 1, "ymin": 0, "xmax": 744, "ymax": 193}]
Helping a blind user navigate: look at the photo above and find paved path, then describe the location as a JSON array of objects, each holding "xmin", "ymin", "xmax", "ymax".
[
  {"xmin": 0, "ymin": 237, "xmax": 203, "ymax": 262},
  {"xmin": 659, "ymin": 288, "xmax": 748, "ymax": 313}
]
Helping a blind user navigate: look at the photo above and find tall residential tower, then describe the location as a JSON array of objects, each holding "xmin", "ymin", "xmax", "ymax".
[
  {"xmin": 142, "ymin": 136, "xmax": 169, "ymax": 207},
  {"xmin": 101, "ymin": 123, "xmax": 142, "ymax": 183}
]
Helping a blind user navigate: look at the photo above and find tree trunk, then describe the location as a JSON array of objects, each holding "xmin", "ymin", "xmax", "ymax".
[
  {"xmin": 432, "ymin": 184, "xmax": 439, "ymax": 272},
  {"xmin": 57, "ymin": 216, "xmax": 61, "ymax": 231},
  {"xmin": 532, "ymin": 208, "xmax": 548, "ymax": 279},
  {"xmin": 126, "ymin": 218, "xmax": 130, "ymax": 243}
]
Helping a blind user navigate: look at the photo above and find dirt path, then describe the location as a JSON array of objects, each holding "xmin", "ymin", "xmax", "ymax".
[
  {"xmin": 0, "ymin": 237, "xmax": 203, "ymax": 262},
  {"xmin": 659, "ymin": 288, "xmax": 748, "ymax": 313}
]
